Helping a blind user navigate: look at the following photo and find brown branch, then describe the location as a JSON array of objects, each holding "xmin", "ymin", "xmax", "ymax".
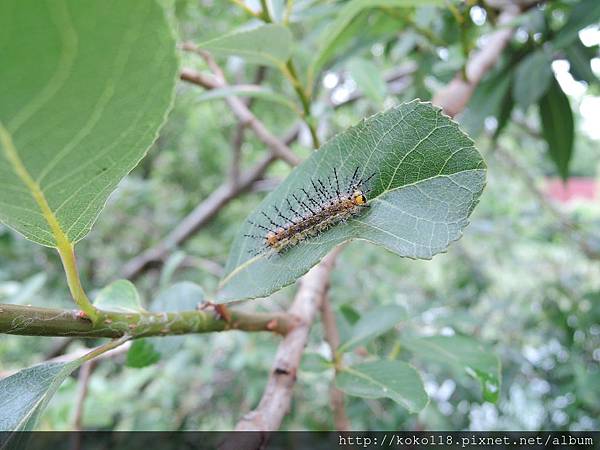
[
  {"xmin": 122, "ymin": 154, "xmax": 274, "ymax": 280},
  {"xmin": 230, "ymin": 66, "xmax": 268, "ymax": 186},
  {"xmin": 321, "ymin": 297, "xmax": 350, "ymax": 431},
  {"xmin": 221, "ymin": 248, "xmax": 341, "ymax": 448},
  {"xmin": 432, "ymin": 4, "xmax": 521, "ymax": 117},
  {"xmin": 71, "ymin": 360, "xmax": 95, "ymax": 431},
  {"xmin": 181, "ymin": 67, "xmax": 301, "ymax": 166}
]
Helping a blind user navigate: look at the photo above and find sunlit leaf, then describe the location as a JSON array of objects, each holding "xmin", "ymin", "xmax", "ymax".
[
  {"xmin": 218, "ymin": 100, "xmax": 486, "ymax": 302},
  {"xmin": 335, "ymin": 360, "xmax": 428, "ymax": 412},
  {"xmin": 0, "ymin": 0, "xmax": 177, "ymax": 247}
]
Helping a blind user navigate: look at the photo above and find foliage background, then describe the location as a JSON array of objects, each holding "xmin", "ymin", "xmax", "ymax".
[{"xmin": 1, "ymin": 0, "xmax": 599, "ymax": 431}]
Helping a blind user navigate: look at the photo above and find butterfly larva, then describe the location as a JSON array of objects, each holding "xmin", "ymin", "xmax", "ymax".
[{"xmin": 245, "ymin": 167, "xmax": 375, "ymax": 255}]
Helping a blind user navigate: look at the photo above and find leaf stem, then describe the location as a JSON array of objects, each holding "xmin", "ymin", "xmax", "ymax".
[
  {"xmin": 258, "ymin": 2, "xmax": 320, "ymax": 148},
  {"xmin": 82, "ymin": 335, "xmax": 130, "ymax": 362},
  {"xmin": 0, "ymin": 122, "xmax": 98, "ymax": 323},
  {"xmin": 57, "ymin": 243, "xmax": 98, "ymax": 323}
]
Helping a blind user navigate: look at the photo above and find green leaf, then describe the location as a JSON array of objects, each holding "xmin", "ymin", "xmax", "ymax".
[
  {"xmin": 461, "ymin": 66, "xmax": 512, "ymax": 137},
  {"xmin": 0, "ymin": 0, "xmax": 177, "ymax": 248},
  {"xmin": 339, "ymin": 303, "xmax": 361, "ymax": 325},
  {"xmin": 493, "ymin": 88, "xmax": 514, "ymax": 140},
  {"xmin": 512, "ymin": 50, "xmax": 553, "ymax": 110},
  {"xmin": 218, "ymin": 101, "xmax": 486, "ymax": 302},
  {"xmin": 347, "ymin": 58, "xmax": 387, "ymax": 105},
  {"xmin": 538, "ymin": 77, "xmax": 575, "ymax": 180},
  {"xmin": 198, "ymin": 24, "xmax": 292, "ymax": 68},
  {"xmin": 93, "ymin": 280, "xmax": 144, "ymax": 313},
  {"xmin": 338, "ymin": 305, "xmax": 407, "ymax": 353},
  {"xmin": 126, "ymin": 339, "xmax": 161, "ymax": 368},
  {"xmin": 565, "ymin": 40, "xmax": 599, "ymax": 86},
  {"xmin": 553, "ymin": 0, "xmax": 600, "ymax": 49},
  {"xmin": 335, "ymin": 360, "xmax": 428, "ymax": 412},
  {"xmin": 310, "ymin": 0, "xmax": 443, "ymax": 79},
  {"xmin": 301, "ymin": 353, "xmax": 333, "ymax": 373},
  {"xmin": 403, "ymin": 335, "xmax": 501, "ymax": 402},
  {"xmin": 0, "ymin": 360, "xmax": 81, "ymax": 432},
  {"xmin": 196, "ymin": 85, "xmax": 300, "ymax": 114}
]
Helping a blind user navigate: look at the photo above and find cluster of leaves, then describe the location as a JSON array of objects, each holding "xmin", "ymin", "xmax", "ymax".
[{"xmin": 462, "ymin": 0, "xmax": 600, "ymax": 179}]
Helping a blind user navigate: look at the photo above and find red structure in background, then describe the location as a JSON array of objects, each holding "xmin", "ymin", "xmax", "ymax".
[{"xmin": 545, "ymin": 177, "xmax": 598, "ymax": 204}]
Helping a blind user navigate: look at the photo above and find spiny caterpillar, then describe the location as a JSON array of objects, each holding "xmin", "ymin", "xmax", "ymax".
[{"xmin": 245, "ymin": 167, "xmax": 375, "ymax": 255}]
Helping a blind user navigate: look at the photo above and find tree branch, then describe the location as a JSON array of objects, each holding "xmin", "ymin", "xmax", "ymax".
[
  {"xmin": 0, "ymin": 303, "xmax": 298, "ymax": 338},
  {"xmin": 122, "ymin": 153, "xmax": 275, "ymax": 280},
  {"xmin": 221, "ymin": 248, "xmax": 341, "ymax": 449},
  {"xmin": 181, "ymin": 67, "xmax": 301, "ymax": 166},
  {"xmin": 71, "ymin": 360, "xmax": 95, "ymax": 431},
  {"xmin": 432, "ymin": 4, "xmax": 521, "ymax": 116}
]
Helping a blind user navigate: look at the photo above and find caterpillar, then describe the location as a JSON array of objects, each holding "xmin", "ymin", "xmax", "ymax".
[{"xmin": 245, "ymin": 167, "xmax": 375, "ymax": 255}]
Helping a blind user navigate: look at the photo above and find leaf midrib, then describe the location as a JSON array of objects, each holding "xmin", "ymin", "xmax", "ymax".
[
  {"xmin": 0, "ymin": 123, "xmax": 70, "ymax": 249},
  {"xmin": 341, "ymin": 364, "xmax": 416, "ymax": 411}
]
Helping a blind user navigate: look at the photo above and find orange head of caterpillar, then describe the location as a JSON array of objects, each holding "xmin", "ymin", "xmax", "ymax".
[
  {"xmin": 265, "ymin": 228, "xmax": 286, "ymax": 247},
  {"xmin": 351, "ymin": 189, "xmax": 367, "ymax": 206}
]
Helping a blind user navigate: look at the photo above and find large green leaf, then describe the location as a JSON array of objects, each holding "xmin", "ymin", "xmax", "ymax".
[
  {"xmin": 218, "ymin": 100, "xmax": 486, "ymax": 302},
  {"xmin": 338, "ymin": 305, "xmax": 407, "ymax": 353},
  {"xmin": 335, "ymin": 360, "xmax": 428, "ymax": 412},
  {"xmin": 538, "ymin": 78, "xmax": 575, "ymax": 180},
  {"xmin": 512, "ymin": 50, "xmax": 553, "ymax": 110},
  {"xmin": 198, "ymin": 24, "xmax": 293, "ymax": 68},
  {"xmin": 0, "ymin": 361, "xmax": 81, "ymax": 432},
  {"xmin": 0, "ymin": 0, "xmax": 177, "ymax": 248},
  {"xmin": 403, "ymin": 335, "xmax": 501, "ymax": 402},
  {"xmin": 347, "ymin": 58, "xmax": 387, "ymax": 105},
  {"xmin": 309, "ymin": 0, "xmax": 442, "ymax": 80}
]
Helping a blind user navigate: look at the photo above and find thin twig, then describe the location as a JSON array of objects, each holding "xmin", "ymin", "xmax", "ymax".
[
  {"xmin": 71, "ymin": 360, "xmax": 95, "ymax": 431},
  {"xmin": 122, "ymin": 154, "xmax": 274, "ymax": 280}
]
